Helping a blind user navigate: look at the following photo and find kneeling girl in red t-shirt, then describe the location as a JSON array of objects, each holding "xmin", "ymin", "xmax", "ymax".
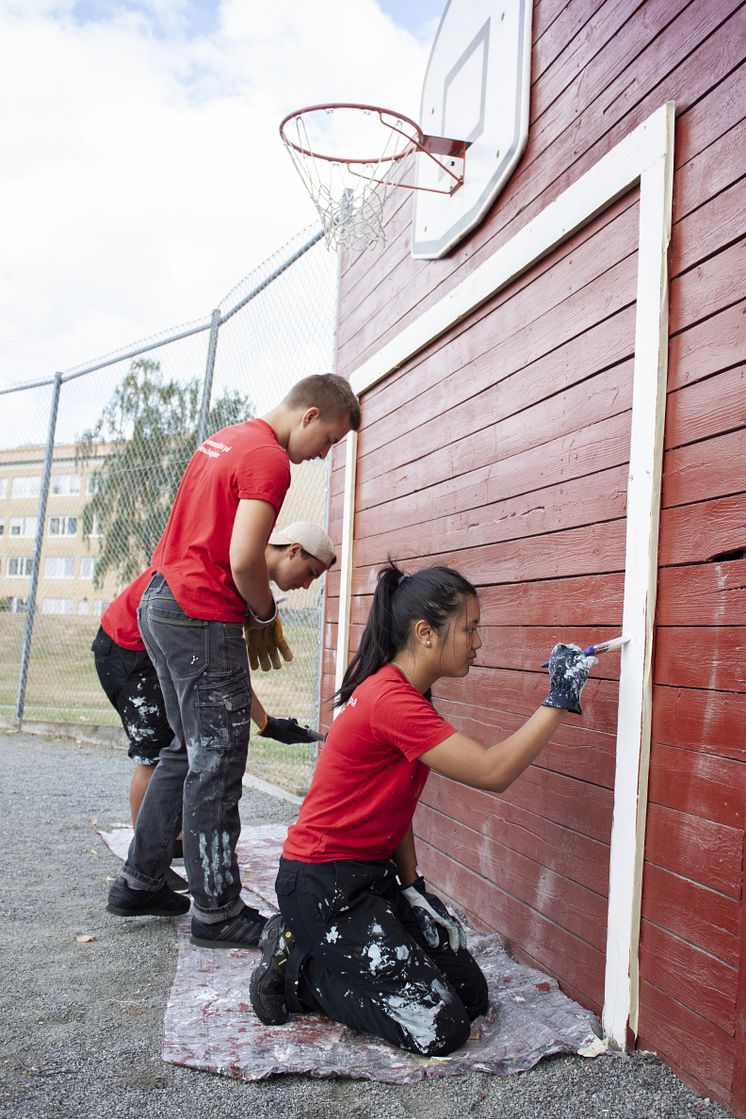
[{"xmin": 250, "ymin": 561, "xmax": 596, "ymax": 1057}]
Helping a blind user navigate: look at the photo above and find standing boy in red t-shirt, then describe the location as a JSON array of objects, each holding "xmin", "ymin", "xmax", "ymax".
[
  {"xmin": 106, "ymin": 375, "xmax": 360, "ymax": 949},
  {"xmin": 93, "ymin": 523, "xmax": 337, "ymax": 832}
]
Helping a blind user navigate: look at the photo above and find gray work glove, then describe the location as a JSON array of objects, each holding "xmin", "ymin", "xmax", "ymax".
[
  {"xmin": 542, "ymin": 643, "xmax": 597, "ymax": 715},
  {"xmin": 402, "ymin": 876, "xmax": 467, "ymax": 952}
]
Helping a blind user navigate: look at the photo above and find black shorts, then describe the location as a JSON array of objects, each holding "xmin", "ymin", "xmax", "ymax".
[{"xmin": 91, "ymin": 627, "xmax": 173, "ymax": 763}]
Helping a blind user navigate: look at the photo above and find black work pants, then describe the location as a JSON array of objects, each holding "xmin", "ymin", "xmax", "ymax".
[{"xmin": 275, "ymin": 856, "xmax": 489, "ymax": 1057}]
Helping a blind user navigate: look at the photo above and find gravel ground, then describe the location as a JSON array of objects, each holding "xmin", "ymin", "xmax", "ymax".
[{"xmin": 0, "ymin": 729, "xmax": 731, "ymax": 1119}]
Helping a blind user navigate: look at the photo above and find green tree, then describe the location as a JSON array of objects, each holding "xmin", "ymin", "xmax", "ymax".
[{"xmin": 76, "ymin": 358, "xmax": 253, "ymax": 587}]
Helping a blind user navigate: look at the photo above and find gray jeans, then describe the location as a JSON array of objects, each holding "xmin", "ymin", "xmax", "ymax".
[{"xmin": 122, "ymin": 573, "xmax": 252, "ymax": 923}]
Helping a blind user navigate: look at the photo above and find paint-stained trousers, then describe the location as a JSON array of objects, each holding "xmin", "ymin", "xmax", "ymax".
[
  {"xmin": 122, "ymin": 574, "xmax": 252, "ymax": 923},
  {"xmin": 276, "ymin": 856, "xmax": 489, "ymax": 1056}
]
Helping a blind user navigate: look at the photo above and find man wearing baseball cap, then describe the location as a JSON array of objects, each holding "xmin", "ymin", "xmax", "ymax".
[{"xmin": 95, "ymin": 522, "xmax": 335, "ymax": 903}]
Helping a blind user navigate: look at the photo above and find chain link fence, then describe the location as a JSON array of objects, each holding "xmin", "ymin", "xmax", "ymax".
[{"xmin": 0, "ymin": 224, "xmax": 337, "ymax": 795}]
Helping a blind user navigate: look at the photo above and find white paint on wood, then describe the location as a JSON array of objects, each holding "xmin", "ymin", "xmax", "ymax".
[
  {"xmin": 333, "ymin": 430, "xmax": 359, "ymax": 707},
  {"xmin": 334, "ymin": 102, "xmax": 676, "ymax": 1046}
]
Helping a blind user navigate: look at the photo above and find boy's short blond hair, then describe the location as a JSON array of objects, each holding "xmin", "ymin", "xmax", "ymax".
[{"xmin": 284, "ymin": 374, "xmax": 361, "ymax": 431}]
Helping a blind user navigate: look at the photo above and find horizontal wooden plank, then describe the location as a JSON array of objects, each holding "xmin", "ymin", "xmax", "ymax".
[
  {"xmin": 648, "ymin": 741, "xmax": 745, "ymax": 828},
  {"xmin": 415, "ymin": 801, "xmax": 608, "ymax": 949},
  {"xmin": 420, "ymin": 775, "xmax": 610, "ymax": 896},
  {"xmin": 659, "ymin": 492, "xmax": 746, "ymax": 565},
  {"xmin": 343, "ymin": 573, "xmax": 625, "ymax": 628},
  {"xmin": 641, "ymin": 862, "xmax": 740, "ymax": 967},
  {"xmin": 637, "ymin": 978, "xmax": 735, "ymax": 1104},
  {"xmin": 664, "ymin": 364, "xmax": 746, "ymax": 448},
  {"xmin": 638, "ymin": 920, "xmax": 737, "ymax": 1033},
  {"xmin": 654, "ymin": 625, "xmax": 746, "ymax": 692},
  {"xmin": 418, "ymin": 839, "xmax": 606, "ymax": 1012},
  {"xmin": 651, "ymin": 683, "xmax": 746, "ymax": 763},
  {"xmin": 662, "ymin": 427, "xmax": 746, "ymax": 507},
  {"xmin": 656, "ymin": 559, "xmax": 746, "ymax": 626},
  {"xmin": 644, "ymin": 802, "xmax": 743, "ymax": 897}
]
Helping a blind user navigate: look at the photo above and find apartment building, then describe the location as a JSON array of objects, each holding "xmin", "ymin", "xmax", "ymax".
[{"xmin": 0, "ymin": 443, "xmax": 118, "ymax": 616}]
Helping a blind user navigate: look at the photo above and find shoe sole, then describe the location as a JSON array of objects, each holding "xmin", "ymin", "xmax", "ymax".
[
  {"xmin": 249, "ymin": 920, "xmax": 289, "ymax": 1025},
  {"xmin": 106, "ymin": 901, "xmax": 190, "ymax": 917},
  {"xmin": 189, "ymin": 932, "xmax": 262, "ymax": 949}
]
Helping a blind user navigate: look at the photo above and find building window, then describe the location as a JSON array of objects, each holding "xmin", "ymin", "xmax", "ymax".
[
  {"xmin": 0, "ymin": 518, "xmax": 4, "ymax": 536},
  {"xmin": 78, "ymin": 599, "xmax": 89, "ymax": 615},
  {"xmin": 48, "ymin": 516, "xmax": 77, "ymax": 537},
  {"xmin": 42, "ymin": 597, "xmax": 74, "ymax": 615},
  {"xmin": 11, "ymin": 475, "xmax": 41, "ymax": 499},
  {"xmin": 80, "ymin": 556, "xmax": 96, "ymax": 579},
  {"xmin": 45, "ymin": 556, "xmax": 76, "ymax": 579},
  {"xmin": 94, "ymin": 600, "xmax": 110, "ymax": 616},
  {"xmin": 9, "ymin": 517, "xmax": 37, "ymax": 537},
  {"xmin": 8, "ymin": 556, "xmax": 34, "ymax": 577},
  {"xmin": 86, "ymin": 472, "xmax": 103, "ymax": 496},
  {"xmin": 88, "ymin": 514, "xmax": 103, "ymax": 537},
  {"xmin": 0, "ymin": 479, "xmax": 7, "ymax": 498},
  {"xmin": 50, "ymin": 473, "xmax": 81, "ymax": 496}
]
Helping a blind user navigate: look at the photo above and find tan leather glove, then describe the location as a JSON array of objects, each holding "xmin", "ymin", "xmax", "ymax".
[{"xmin": 243, "ymin": 617, "xmax": 294, "ymax": 672}]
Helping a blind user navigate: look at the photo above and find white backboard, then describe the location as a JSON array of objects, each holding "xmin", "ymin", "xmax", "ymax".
[{"xmin": 412, "ymin": 0, "xmax": 533, "ymax": 260}]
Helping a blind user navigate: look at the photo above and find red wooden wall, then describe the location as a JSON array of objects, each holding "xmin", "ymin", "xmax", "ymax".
[{"xmin": 321, "ymin": 2, "xmax": 745, "ymax": 1113}]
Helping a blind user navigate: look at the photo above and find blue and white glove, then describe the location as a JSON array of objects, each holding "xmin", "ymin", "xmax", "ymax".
[
  {"xmin": 402, "ymin": 876, "xmax": 467, "ymax": 952},
  {"xmin": 542, "ymin": 642, "xmax": 597, "ymax": 715}
]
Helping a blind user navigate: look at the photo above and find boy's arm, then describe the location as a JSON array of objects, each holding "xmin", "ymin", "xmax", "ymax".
[
  {"xmin": 229, "ymin": 499, "xmax": 277, "ymax": 619},
  {"xmin": 392, "ymin": 825, "xmax": 418, "ymax": 886}
]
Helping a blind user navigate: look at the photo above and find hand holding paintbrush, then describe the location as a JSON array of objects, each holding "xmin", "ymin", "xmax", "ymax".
[{"xmin": 540, "ymin": 635, "xmax": 628, "ymax": 668}]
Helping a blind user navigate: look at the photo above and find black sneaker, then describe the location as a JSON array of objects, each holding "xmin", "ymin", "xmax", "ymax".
[
  {"xmin": 164, "ymin": 865, "xmax": 190, "ymax": 894},
  {"xmin": 249, "ymin": 914, "xmax": 294, "ymax": 1025},
  {"xmin": 107, "ymin": 876, "xmax": 191, "ymax": 917},
  {"xmin": 190, "ymin": 904, "xmax": 266, "ymax": 949}
]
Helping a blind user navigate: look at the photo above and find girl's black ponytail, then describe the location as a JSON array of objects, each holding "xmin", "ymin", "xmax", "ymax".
[
  {"xmin": 333, "ymin": 561, "xmax": 403, "ymax": 707},
  {"xmin": 333, "ymin": 559, "xmax": 477, "ymax": 707}
]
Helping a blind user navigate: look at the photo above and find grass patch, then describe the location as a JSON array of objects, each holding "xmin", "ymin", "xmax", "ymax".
[{"xmin": 0, "ymin": 610, "xmax": 321, "ymax": 793}]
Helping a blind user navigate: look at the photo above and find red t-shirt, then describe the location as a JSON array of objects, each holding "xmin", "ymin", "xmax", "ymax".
[
  {"xmin": 283, "ymin": 664, "xmax": 457, "ymax": 863},
  {"xmin": 100, "ymin": 567, "xmax": 155, "ymax": 651},
  {"xmin": 151, "ymin": 419, "xmax": 290, "ymax": 622}
]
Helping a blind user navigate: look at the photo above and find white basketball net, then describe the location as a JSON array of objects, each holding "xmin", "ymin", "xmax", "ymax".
[{"xmin": 280, "ymin": 105, "xmax": 422, "ymax": 253}]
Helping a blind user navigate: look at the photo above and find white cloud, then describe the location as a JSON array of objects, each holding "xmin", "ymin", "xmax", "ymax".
[{"xmin": 0, "ymin": 0, "xmax": 435, "ymax": 394}]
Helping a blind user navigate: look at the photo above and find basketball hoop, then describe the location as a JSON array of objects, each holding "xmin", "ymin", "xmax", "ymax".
[{"xmin": 279, "ymin": 103, "xmax": 468, "ymax": 252}]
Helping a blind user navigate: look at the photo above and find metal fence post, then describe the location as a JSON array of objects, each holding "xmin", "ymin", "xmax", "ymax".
[
  {"xmin": 15, "ymin": 371, "xmax": 62, "ymax": 720},
  {"xmin": 196, "ymin": 308, "xmax": 221, "ymax": 445}
]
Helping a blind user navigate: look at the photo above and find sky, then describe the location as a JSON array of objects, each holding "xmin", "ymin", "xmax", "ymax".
[{"xmin": 0, "ymin": 0, "xmax": 444, "ymax": 395}]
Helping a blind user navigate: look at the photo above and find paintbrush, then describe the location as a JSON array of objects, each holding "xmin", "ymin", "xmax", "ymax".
[{"xmin": 540, "ymin": 635, "xmax": 629, "ymax": 668}]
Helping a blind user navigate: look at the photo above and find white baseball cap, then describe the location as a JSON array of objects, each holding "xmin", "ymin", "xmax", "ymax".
[{"xmin": 268, "ymin": 522, "xmax": 336, "ymax": 568}]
